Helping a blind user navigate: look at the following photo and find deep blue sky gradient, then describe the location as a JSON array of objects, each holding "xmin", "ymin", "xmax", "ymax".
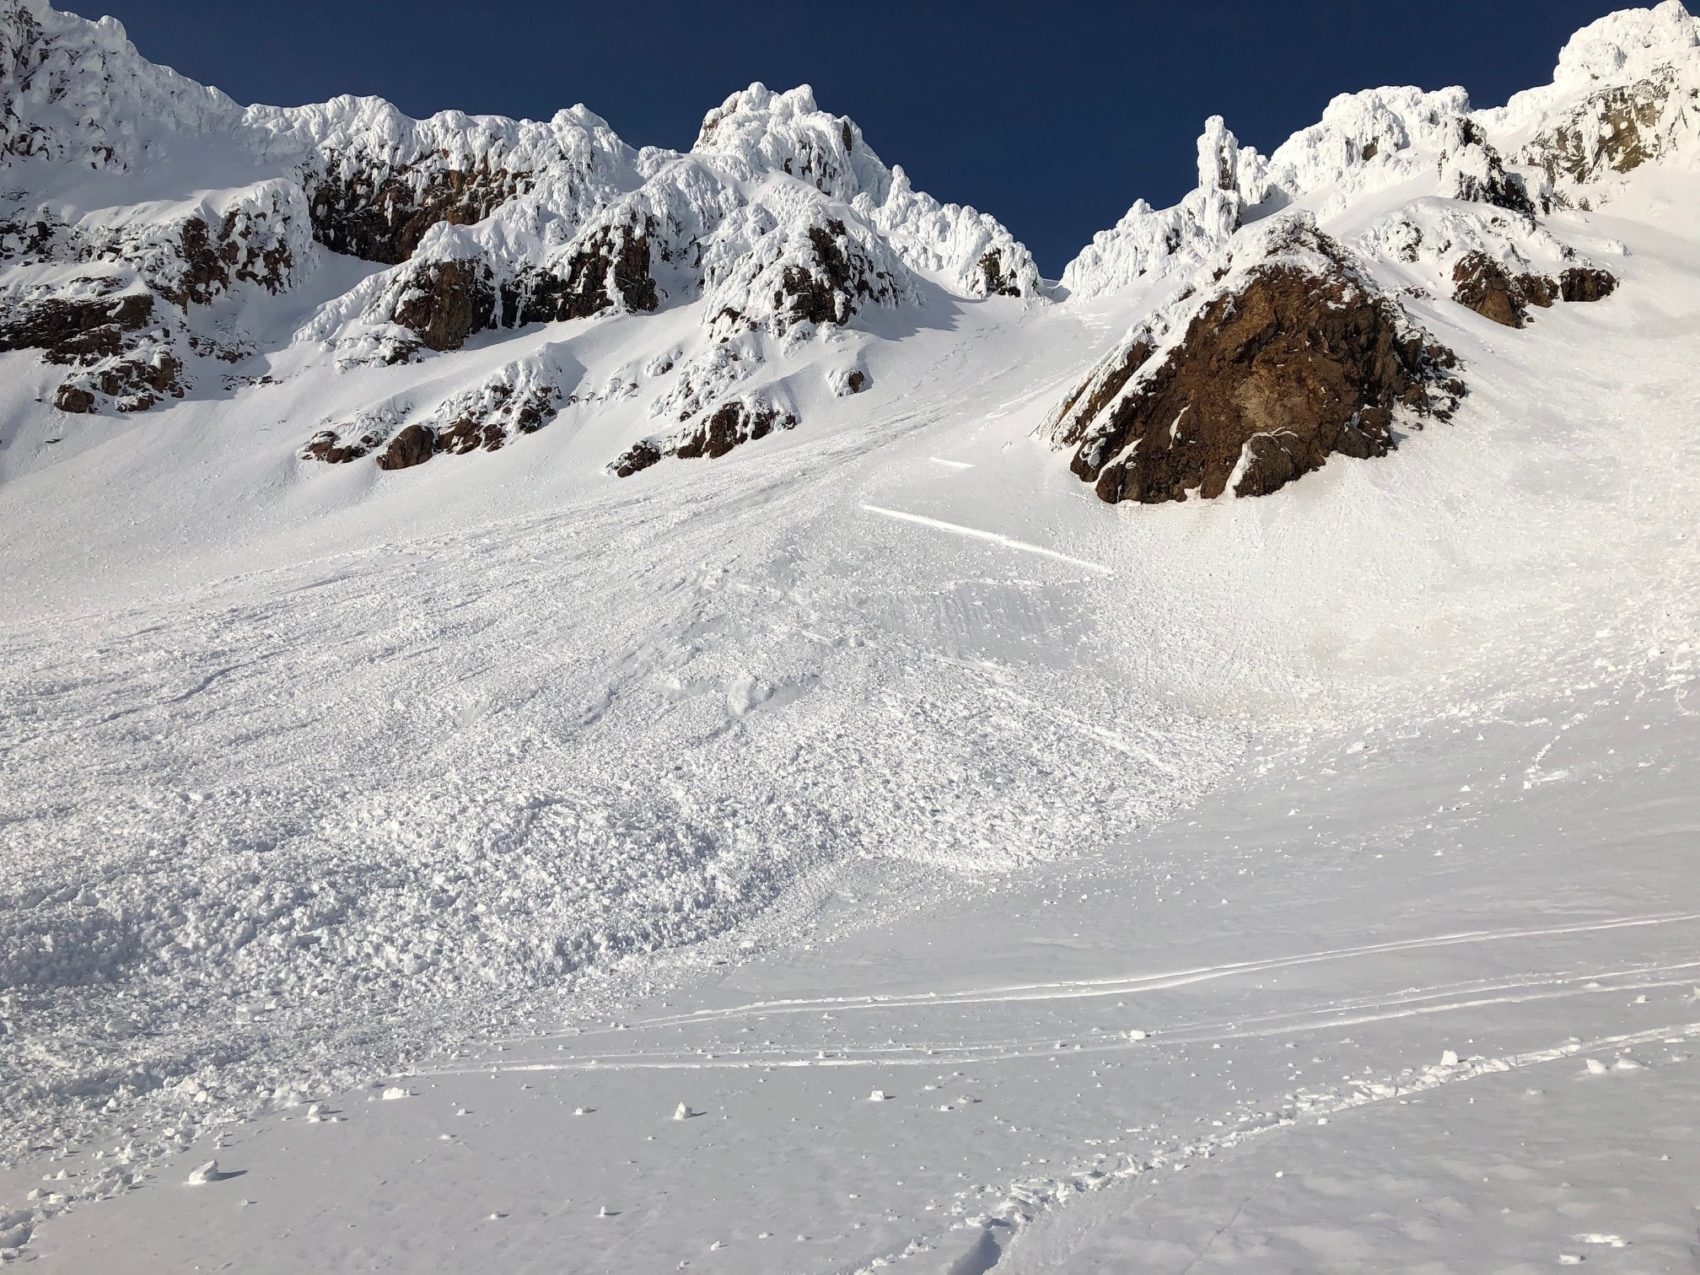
[{"xmin": 85, "ymin": 0, "xmax": 1623, "ymax": 275}]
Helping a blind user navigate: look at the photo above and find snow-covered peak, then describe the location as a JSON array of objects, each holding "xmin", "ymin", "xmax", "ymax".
[
  {"xmin": 688, "ymin": 82, "xmax": 1041, "ymax": 298},
  {"xmin": 1, "ymin": 0, "xmax": 242, "ymax": 168},
  {"xmin": 1065, "ymin": 3, "xmax": 1700, "ymax": 302},
  {"xmin": 1261, "ymin": 85, "xmax": 1471, "ymax": 197},
  {"xmin": 1551, "ymin": 0, "xmax": 1699, "ymax": 86},
  {"xmin": 692, "ymin": 82, "xmax": 886, "ymax": 202}
]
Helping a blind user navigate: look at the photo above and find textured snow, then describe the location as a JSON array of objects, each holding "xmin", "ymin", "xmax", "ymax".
[{"xmin": 2, "ymin": 3, "xmax": 1699, "ymax": 1273}]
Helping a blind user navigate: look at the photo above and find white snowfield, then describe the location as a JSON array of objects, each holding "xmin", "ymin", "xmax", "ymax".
[{"xmin": 2, "ymin": 1, "xmax": 1699, "ymax": 1271}]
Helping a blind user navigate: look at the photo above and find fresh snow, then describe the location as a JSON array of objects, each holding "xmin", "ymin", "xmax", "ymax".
[{"xmin": 2, "ymin": 2, "xmax": 1700, "ymax": 1272}]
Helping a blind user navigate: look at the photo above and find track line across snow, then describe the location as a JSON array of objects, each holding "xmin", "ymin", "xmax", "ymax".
[
  {"xmin": 859, "ymin": 504, "xmax": 1113, "ymax": 575},
  {"xmin": 500, "ymin": 909, "xmax": 1700, "ymax": 1040}
]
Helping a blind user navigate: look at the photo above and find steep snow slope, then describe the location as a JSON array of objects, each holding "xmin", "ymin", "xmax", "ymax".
[{"xmin": 1, "ymin": 3, "xmax": 1699, "ymax": 1272}]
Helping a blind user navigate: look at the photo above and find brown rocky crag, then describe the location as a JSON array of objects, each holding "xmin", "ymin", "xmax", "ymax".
[
  {"xmin": 1451, "ymin": 252, "xmax": 1619, "ymax": 327},
  {"xmin": 499, "ymin": 219, "xmax": 658, "ymax": 327},
  {"xmin": 1054, "ymin": 227, "xmax": 1465, "ymax": 505},
  {"xmin": 306, "ymin": 159, "xmax": 529, "ymax": 265},
  {"xmin": 390, "ymin": 258, "xmax": 498, "ymax": 355},
  {"xmin": 612, "ymin": 396, "xmax": 798, "ymax": 476}
]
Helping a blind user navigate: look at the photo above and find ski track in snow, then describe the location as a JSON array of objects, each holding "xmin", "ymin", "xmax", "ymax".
[
  {"xmin": 497, "ymin": 909, "xmax": 1700, "ymax": 1038},
  {"xmin": 420, "ymin": 951, "xmax": 1700, "ymax": 1076},
  {"xmin": 858, "ymin": 504, "xmax": 1115, "ymax": 576}
]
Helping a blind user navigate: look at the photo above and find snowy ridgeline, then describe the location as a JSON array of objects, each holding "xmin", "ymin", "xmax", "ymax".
[
  {"xmin": 1037, "ymin": 0, "xmax": 1699, "ymax": 506},
  {"xmin": 1060, "ymin": 0, "xmax": 1700, "ymax": 300},
  {"xmin": 0, "ymin": 0, "xmax": 1036, "ymax": 464},
  {"xmin": 0, "ymin": 0, "xmax": 1695, "ymax": 482},
  {"xmin": 1, "ymin": 5, "xmax": 1699, "ymax": 1271}
]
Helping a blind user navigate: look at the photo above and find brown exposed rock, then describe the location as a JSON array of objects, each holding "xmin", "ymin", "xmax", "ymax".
[
  {"xmin": 770, "ymin": 219, "xmax": 897, "ymax": 330},
  {"xmin": 1451, "ymin": 252, "xmax": 1619, "ymax": 327},
  {"xmin": 307, "ymin": 160, "xmax": 527, "ymax": 264},
  {"xmin": 1524, "ymin": 75, "xmax": 1688, "ymax": 185},
  {"xmin": 611, "ymin": 438, "xmax": 662, "ymax": 477},
  {"xmin": 303, "ymin": 379, "xmax": 560, "ymax": 469},
  {"xmin": 1559, "ymin": 266, "xmax": 1618, "ymax": 303},
  {"xmin": 52, "ymin": 383, "xmax": 94, "ymax": 413},
  {"xmin": 1, "ymin": 290, "xmax": 186, "ymax": 410},
  {"xmin": 1451, "ymin": 253, "xmax": 1529, "ymax": 327},
  {"xmin": 977, "ymin": 249, "xmax": 1022, "ymax": 297},
  {"xmin": 101, "ymin": 350, "xmax": 183, "ymax": 411},
  {"xmin": 170, "ymin": 210, "xmax": 295, "ymax": 307},
  {"xmin": 392, "ymin": 258, "xmax": 497, "ymax": 354},
  {"xmin": 435, "ymin": 384, "xmax": 556, "ymax": 454},
  {"xmin": 612, "ymin": 398, "xmax": 797, "ymax": 476},
  {"xmin": 176, "ymin": 217, "xmax": 227, "ymax": 306},
  {"xmin": 0, "ymin": 291, "xmax": 154, "ymax": 363},
  {"xmin": 499, "ymin": 220, "xmax": 657, "ymax": 326},
  {"xmin": 375, "ymin": 423, "xmax": 438, "ymax": 471},
  {"xmin": 676, "ymin": 399, "xmax": 797, "ymax": 460},
  {"xmin": 301, "ymin": 429, "xmax": 379, "ymax": 464},
  {"xmin": 1063, "ymin": 259, "xmax": 1462, "ymax": 505}
]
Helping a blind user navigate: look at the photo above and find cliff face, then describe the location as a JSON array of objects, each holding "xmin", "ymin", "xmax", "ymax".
[{"xmin": 1045, "ymin": 1, "xmax": 1695, "ymax": 504}]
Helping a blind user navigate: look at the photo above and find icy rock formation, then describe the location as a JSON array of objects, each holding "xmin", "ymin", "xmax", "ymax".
[
  {"xmin": 613, "ymin": 391, "xmax": 799, "ymax": 477},
  {"xmin": 1489, "ymin": 0, "xmax": 1700, "ymax": 196},
  {"xmin": 1, "ymin": 1, "xmax": 1037, "ymax": 472},
  {"xmin": 1064, "ymin": 4, "xmax": 1699, "ymax": 304},
  {"xmin": 1049, "ymin": 215, "xmax": 1464, "ymax": 504},
  {"xmin": 1051, "ymin": 2, "xmax": 1690, "ymax": 500}
]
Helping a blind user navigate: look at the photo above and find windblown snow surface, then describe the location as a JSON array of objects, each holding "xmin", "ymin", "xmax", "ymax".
[{"xmin": 3, "ymin": 4, "xmax": 1700, "ymax": 1273}]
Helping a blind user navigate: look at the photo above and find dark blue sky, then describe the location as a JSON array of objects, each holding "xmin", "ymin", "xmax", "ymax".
[{"xmin": 89, "ymin": 0, "xmax": 1620, "ymax": 275}]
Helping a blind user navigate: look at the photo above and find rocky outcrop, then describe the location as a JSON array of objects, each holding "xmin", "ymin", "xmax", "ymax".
[
  {"xmin": 778, "ymin": 219, "xmax": 899, "ymax": 330},
  {"xmin": 171, "ymin": 206, "xmax": 297, "ymax": 306},
  {"xmin": 1523, "ymin": 74, "xmax": 1694, "ymax": 187},
  {"xmin": 977, "ymin": 249, "xmax": 1023, "ymax": 297},
  {"xmin": 1440, "ymin": 121, "xmax": 1540, "ymax": 216},
  {"xmin": 1053, "ymin": 222, "xmax": 1464, "ymax": 504},
  {"xmin": 306, "ymin": 159, "xmax": 529, "ymax": 265},
  {"xmin": 612, "ymin": 395, "xmax": 797, "ymax": 476},
  {"xmin": 0, "ymin": 290, "xmax": 154, "ymax": 361},
  {"xmin": 0, "ymin": 287, "xmax": 187, "ymax": 412},
  {"xmin": 827, "ymin": 365, "xmax": 868, "ymax": 397},
  {"xmin": 302, "ymin": 369, "xmax": 561, "ymax": 468},
  {"xmin": 1556, "ymin": 265, "xmax": 1620, "ymax": 302},
  {"xmin": 390, "ymin": 258, "xmax": 497, "ymax": 354},
  {"xmin": 499, "ymin": 218, "xmax": 657, "ymax": 327},
  {"xmin": 1451, "ymin": 252, "xmax": 1618, "ymax": 327}
]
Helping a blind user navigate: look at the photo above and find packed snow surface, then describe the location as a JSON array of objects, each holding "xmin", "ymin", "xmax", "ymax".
[{"xmin": 2, "ymin": 2, "xmax": 1700, "ymax": 1271}]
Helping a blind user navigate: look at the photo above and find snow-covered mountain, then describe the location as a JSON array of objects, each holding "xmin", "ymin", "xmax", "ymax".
[
  {"xmin": 2, "ymin": 4, "xmax": 1699, "ymax": 1272},
  {"xmin": 1, "ymin": 0, "xmax": 1037, "ymax": 474},
  {"xmin": 1048, "ymin": 0, "xmax": 1698, "ymax": 502},
  {"xmin": 5, "ymin": 0, "xmax": 1697, "ymax": 506}
]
